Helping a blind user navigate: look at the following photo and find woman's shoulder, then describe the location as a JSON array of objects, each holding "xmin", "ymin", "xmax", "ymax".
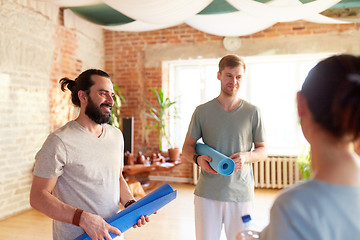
[{"xmin": 273, "ymin": 180, "xmax": 319, "ymax": 207}]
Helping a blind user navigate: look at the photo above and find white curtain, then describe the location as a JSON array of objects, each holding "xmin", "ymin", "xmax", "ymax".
[
  {"xmin": 37, "ymin": 0, "xmax": 352, "ymax": 36},
  {"xmin": 185, "ymin": 11, "xmax": 276, "ymax": 37},
  {"xmin": 104, "ymin": 0, "xmax": 212, "ymax": 25},
  {"xmin": 226, "ymin": 0, "xmax": 342, "ymax": 22}
]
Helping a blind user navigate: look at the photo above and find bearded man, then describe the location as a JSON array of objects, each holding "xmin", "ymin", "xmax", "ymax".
[{"xmin": 30, "ymin": 69, "xmax": 149, "ymax": 240}]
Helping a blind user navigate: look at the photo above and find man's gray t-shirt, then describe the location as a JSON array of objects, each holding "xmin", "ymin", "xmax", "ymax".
[
  {"xmin": 261, "ymin": 179, "xmax": 360, "ymax": 240},
  {"xmin": 187, "ymin": 98, "xmax": 265, "ymax": 202},
  {"xmin": 33, "ymin": 121, "xmax": 124, "ymax": 240}
]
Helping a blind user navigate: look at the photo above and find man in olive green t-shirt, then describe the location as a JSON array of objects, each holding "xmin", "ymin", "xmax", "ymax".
[{"xmin": 182, "ymin": 55, "xmax": 267, "ymax": 240}]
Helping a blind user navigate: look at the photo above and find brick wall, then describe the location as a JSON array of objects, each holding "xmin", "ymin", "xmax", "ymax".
[
  {"xmin": 104, "ymin": 21, "xmax": 360, "ymax": 182},
  {"xmin": 1, "ymin": 0, "xmax": 360, "ymax": 219},
  {"xmin": 0, "ymin": 1, "xmax": 104, "ymax": 220},
  {"xmin": 104, "ymin": 26, "xmax": 222, "ymax": 155},
  {"xmin": 50, "ymin": 9, "xmax": 105, "ymax": 131},
  {"xmin": 0, "ymin": 0, "xmax": 56, "ymax": 220}
]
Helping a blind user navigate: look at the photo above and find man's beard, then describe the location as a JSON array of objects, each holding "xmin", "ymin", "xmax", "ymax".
[
  {"xmin": 222, "ymin": 84, "xmax": 239, "ymax": 97},
  {"xmin": 85, "ymin": 96, "xmax": 112, "ymax": 124}
]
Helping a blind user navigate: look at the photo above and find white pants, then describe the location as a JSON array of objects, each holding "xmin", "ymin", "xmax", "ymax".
[
  {"xmin": 194, "ymin": 195, "xmax": 253, "ymax": 240},
  {"xmin": 114, "ymin": 234, "xmax": 125, "ymax": 240}
]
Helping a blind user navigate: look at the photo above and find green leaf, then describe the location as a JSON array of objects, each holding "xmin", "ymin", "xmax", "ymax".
[
  {"xmin": 109, "ymin": 84, "xmax": 125, "ymax": 129},
  {"xmin": 298, "ymin": 146, "xmax": 311, "ymax": 179},
  {"xmin": 146, "ymin": 86, "xmax": 179, "ymax": 151}
]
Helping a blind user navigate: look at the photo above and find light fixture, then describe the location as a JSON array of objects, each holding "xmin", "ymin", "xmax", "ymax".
[{"xmin": 222, "ymin": 36, "xmax": 242, "ymax": 52}]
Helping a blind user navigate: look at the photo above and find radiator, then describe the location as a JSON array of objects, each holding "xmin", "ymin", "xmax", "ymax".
[
  {"xmin": 253, "ymin": 156, "xmax": 300, "ymax": 189},
  {"xmin": 193, "ymin": 156, "xmax": 300, "ymax": 189}
]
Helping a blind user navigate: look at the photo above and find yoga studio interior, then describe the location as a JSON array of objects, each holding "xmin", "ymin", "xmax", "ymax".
[{"xmin": 1, "ymin": 0, "xmax": 360, "ymax": 239}]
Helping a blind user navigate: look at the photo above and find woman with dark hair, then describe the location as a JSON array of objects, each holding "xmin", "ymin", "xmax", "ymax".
[{"xmin": 238, "ymin": 54, "xmax": 360, "ymax": 240}]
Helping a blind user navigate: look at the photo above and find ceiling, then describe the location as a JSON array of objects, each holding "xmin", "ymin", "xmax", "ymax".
[{"xmin": 49, "ymin": 0, "xmax": 360, "ymax": 36}]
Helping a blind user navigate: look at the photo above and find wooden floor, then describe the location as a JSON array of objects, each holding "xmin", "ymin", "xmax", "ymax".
[{"xmin": 0, "ymin": 182, "xmax": 279, "ymax": 240}]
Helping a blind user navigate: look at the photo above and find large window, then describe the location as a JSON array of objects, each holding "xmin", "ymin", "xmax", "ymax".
[{"xmin": 166, "ymin": 53, "xmax": 331, "ymax": 155}]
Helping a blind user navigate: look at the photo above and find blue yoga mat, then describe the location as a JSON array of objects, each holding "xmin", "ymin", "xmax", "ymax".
[
  {"xmin": 75, "ymin": 183, "xmax": 177, "ymax": 240},
  {"xmin": 195, "ymin": 143, "xmax": 235, "ymax": 175}
]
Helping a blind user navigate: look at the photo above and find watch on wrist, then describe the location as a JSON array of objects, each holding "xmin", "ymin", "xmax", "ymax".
[
  {"xmin": 193, "ymin": 154, "xmax": 200, "ymax": 166},
  {"xmin": 124, "ymin": 199, "xmax": 136, "ymax": 208}
]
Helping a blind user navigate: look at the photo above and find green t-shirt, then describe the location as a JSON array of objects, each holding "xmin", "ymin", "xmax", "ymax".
[{"xmin": 187, "ymin": 98, "xmax": 265, "ymax": 202}]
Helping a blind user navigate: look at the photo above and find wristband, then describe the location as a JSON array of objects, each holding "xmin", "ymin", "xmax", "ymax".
[
  {"xmin": 193, "ymin": 154, "xmax": 200, "ymax": 166},
  {"xmin": 72, "ymin": 209, "xmax": 83, "ymax": 226},
  {"xmin": 124, "ymin": 199, "xmax": 136, "ymax": 208}
]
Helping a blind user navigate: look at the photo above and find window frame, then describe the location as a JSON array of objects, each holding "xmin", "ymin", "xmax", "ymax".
[{"xmin": 165, "ymin": 53, "xmax": 333, "ymax": 155}]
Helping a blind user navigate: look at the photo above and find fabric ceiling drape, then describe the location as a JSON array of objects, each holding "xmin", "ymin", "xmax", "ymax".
[{"xmin": 47, "ymin": 0, "xmax": 351, "ymax": 36}]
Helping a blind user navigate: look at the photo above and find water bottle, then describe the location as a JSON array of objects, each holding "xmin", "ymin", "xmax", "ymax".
[{"xmin": 240, "ymin": 214, "xmax": 260, "ymax": 239}]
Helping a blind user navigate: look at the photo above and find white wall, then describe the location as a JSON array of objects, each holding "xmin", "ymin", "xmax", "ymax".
[
  {"xmin": 0, "ymin": 0, "xmax": 56, "ymax": 219},
  {"xmin": 0, "ymin": 0, "xmax": 105, "ymax": 220}
]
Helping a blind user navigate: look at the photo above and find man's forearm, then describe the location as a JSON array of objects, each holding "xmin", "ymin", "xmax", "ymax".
[
  {"xmin": 30, "ymin": 188, "xmax": 76, "ymax": 224},
  {"xmin": 119, "ymin": 174, "xmax": 135, "ymax": 207},
  {"xmin": 246, "ymin": 146, "xmax": 267, "ymax": 163},
  {"xmin": 182, "ymin": 136, "xmax": 198, "ymax": 164},
  {"xmin": 182, "ymin": 144, "xmax": 196, "ymax": 163}
]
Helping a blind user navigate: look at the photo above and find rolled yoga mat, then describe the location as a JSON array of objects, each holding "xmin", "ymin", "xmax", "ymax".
[
  {"xmin": 195, "ymin": 143, "xmax": 235, "ymax": 175},
  {"xmin": 75, "ymin": 183, "xmax": 177, "ymax": 240}
]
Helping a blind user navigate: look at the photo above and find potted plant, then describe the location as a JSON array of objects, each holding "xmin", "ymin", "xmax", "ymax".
[
  {"xmin": 109, "ymin": 84, "xmax": 126, "ymax": 128},
  {"xmin": 298, "ymin": 146, "xmax": 311, "ymax": 180},
  {"xmin": 146, "ymin": 87, "xmax": 180, "ymax": 161}
]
